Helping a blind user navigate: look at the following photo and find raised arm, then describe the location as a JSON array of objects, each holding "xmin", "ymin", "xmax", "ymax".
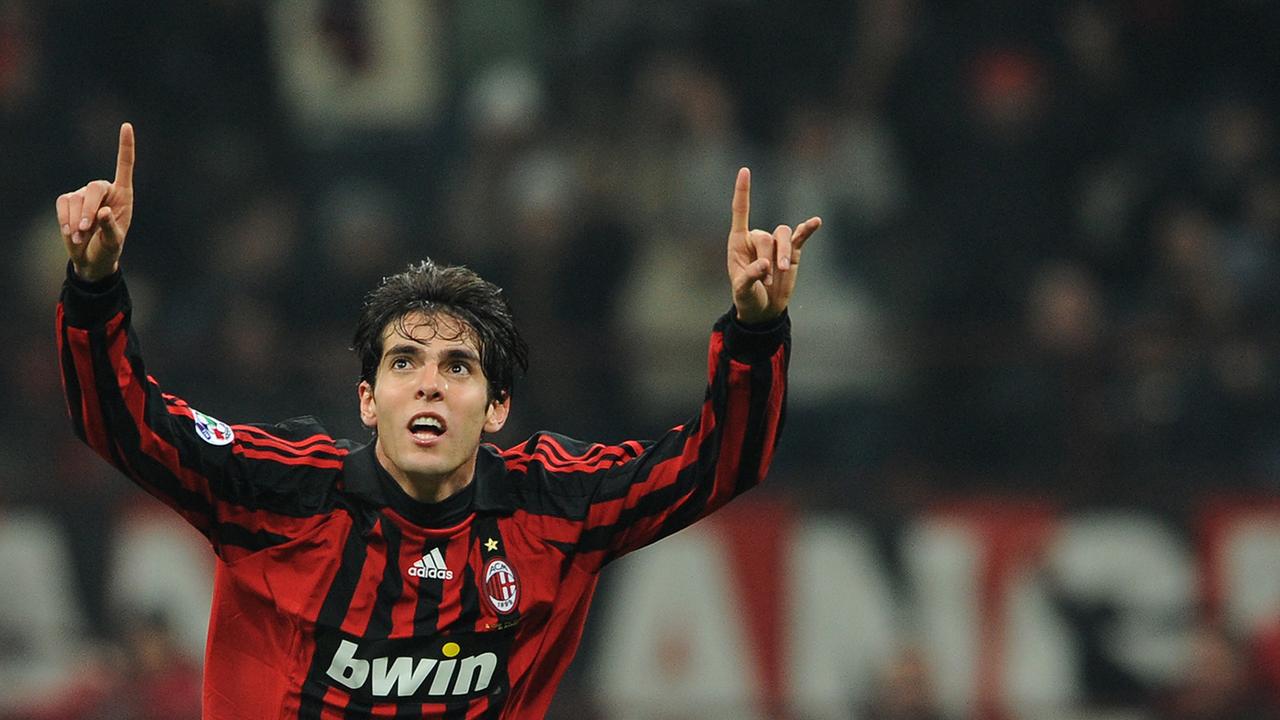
[
  {"xmin": 510, "ymin": 168, "xmax": 823, "ymax": 569},
  {"xmin": 53, "ymin": 123, "xmax": 344, "ymax": 560}
]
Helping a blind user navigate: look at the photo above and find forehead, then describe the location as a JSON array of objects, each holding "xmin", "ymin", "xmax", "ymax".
[{"xmin": 380, "ymin": 310, "xmax": 480, "ymax": 354}]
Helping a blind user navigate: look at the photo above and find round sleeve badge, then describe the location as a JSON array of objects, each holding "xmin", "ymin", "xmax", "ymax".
[{"xmin": 192, "ymin": 409, "xmax": 235, "ymax": 446}]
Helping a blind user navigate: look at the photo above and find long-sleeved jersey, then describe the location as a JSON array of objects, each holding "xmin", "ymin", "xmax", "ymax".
[{"xmin": 57, "ymin": 266, "xmax": 790, "ymax": 719}]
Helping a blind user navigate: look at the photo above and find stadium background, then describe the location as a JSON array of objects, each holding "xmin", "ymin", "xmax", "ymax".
[{"xmin": 2, "ymin": 0, "xmax": 1279, "ymax": 717}]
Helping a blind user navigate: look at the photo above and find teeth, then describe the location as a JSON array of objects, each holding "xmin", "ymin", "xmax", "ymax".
[{"xmin": 411, "ymin": 417, "xmax": 443, "ymax": 432}]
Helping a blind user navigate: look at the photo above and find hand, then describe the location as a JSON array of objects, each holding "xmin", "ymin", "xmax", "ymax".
[
  {"xmin": 726, "ymin": 167, "xmax": 821, "ymax": 324},
  {"xmin": 56, "ymin": 122, "xmax": 136, "ymax": 282}
]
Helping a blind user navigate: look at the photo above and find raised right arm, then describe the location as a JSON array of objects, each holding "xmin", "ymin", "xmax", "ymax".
[{"xmin": 55, "ymin": 124, "xmax": 345, "ymax": 560}]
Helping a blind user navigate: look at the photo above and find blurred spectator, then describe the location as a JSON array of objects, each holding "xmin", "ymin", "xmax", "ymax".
[
  {"xmin": 770, "ymin": 100, "xmax": 911, "ymax": 481},
  {"xmin": 615, "ymin": 48, "xmax": 752, "ymax": 424},
  {"xmin": 269, "ymin": 0, "xmax": 446, "ymax": 147}
]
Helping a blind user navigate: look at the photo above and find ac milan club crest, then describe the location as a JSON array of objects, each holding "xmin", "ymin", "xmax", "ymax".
[{"xmin": 483, "ymin": 558, "xmax": 519, "ymax": 615}]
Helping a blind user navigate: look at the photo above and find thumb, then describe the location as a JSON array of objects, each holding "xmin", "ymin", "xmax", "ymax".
[
  {"xmin": 97, "ymin": 206, "xmax": 124, "ymax": 250},
  {"xmin": 734, "ymin": 258, "xmax": 770, "ymax": 294}
]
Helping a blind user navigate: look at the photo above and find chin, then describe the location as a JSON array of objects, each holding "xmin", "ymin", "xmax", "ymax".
[{"xmin": 405, "ymin": 457, "xmax": 463, "ymax": 480}]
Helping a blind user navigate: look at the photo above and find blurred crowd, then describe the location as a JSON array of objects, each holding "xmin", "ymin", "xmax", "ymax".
[{"xmin": 1, "ymin": 0, "xmax": 1278, "ymax": 717}]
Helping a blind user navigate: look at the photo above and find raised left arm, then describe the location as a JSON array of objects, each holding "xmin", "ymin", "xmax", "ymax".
[{"xmin": 505, "ymin": 169, "xmax": 821, "ymax": 570}]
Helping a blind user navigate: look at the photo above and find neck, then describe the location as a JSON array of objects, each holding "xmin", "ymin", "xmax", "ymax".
[{"xmin": 374, "ymin": 443, "xmax": 476, "ymax": 503}]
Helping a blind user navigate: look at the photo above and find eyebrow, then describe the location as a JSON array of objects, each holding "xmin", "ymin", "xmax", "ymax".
[
  {"xmin": 383, "ymin": 344, "xmax": 481, "ymax": 364},
  {"xmin": 384, "ymin": 343, "xmax": 426, "ymax": 360},
  {"xmin": 441, "ymin": 348, "xmax": 481, "ymax": 364}
]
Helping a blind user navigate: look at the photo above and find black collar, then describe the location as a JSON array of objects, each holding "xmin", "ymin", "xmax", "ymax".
[{"xmin": 339, "ymin": 441, "xmax": 517, "ymax": 519}]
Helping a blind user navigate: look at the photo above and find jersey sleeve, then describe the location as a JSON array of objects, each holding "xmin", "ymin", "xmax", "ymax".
[
  {"xmin": 56, "ymin": 265, "xmax": 345, "ymax": 559},
  {"xmin": 502, "ymin": 308, "xmax": 789, "ymax": 570}
]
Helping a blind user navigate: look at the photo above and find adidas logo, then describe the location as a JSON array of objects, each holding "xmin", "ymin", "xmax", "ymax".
[{"xmin": 408, "ymin": 547, "xmax": 454, "ymax": 580}]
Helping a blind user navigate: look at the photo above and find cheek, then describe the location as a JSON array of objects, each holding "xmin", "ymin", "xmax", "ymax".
[
  {"xmin": 367, "ymin": 385, "xmax": 403, "ymax": 426},
  {"xmin": 458, "ymin": 393, "xmax": 493, "ymax": 430}
]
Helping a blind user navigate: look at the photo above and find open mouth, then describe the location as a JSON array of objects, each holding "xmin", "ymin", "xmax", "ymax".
[{"xmin": 408, "ymin": 413, "xmax": 447, "ymax": 441}]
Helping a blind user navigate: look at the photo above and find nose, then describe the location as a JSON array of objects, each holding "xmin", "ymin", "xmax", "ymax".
[{"xmin": 415, "ymin": 366, "xmax": 446, "ymax": 401}]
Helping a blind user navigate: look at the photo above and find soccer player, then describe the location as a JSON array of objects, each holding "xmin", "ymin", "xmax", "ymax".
[{"xmin": 55, "ymin": 123, "xmax": 821, "ymax": 718}]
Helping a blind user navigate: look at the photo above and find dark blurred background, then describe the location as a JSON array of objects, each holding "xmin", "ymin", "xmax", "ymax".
[{"xmin": 2, "ymin": 1, "xmax": 1279, "ymax": 718}]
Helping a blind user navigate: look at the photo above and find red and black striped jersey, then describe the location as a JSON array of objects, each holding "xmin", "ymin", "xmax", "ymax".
[{"xmin": 57, "ymin": 266, "xmax": 790, "ymax": 719}]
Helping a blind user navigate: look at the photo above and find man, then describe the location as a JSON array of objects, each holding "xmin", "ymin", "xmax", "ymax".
[{"xmin": 55, "ymin": 123, "xmax": 821, "ymax": 718}]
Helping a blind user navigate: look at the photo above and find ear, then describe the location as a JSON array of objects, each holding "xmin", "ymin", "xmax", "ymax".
[
  {"xmin": 484, "ymin": 395, "xmax": 511, "ymax": 434},
  {"xmin": 358, "ymin": 380, "xmax": 377, "ymax": 429}
]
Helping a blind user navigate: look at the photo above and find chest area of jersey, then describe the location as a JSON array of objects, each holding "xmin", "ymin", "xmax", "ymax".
[
  {"xmin": 266, "ymin": 513, "xmax": 552, "ymax": 631},
  {"xmin": 237, "ymin": 512, "xmax": 557, "ymax": 703}
]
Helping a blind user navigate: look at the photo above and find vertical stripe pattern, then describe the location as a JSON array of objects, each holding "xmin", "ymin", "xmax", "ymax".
[{"xmin": 60, "ymin": 270, "xmax": 789, "ymax": 719}]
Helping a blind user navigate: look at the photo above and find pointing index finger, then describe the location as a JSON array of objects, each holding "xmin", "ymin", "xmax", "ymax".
[
  {"xmin": 114, "ymin": 122, "xmax": 135, "ymax": 189},
  {"xmin": 730, "ymin": 167, "xmax": 750, "ymax": 234}
]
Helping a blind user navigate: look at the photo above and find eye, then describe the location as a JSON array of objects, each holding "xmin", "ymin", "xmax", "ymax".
[
  {"xmin": 445, "ymin": 358, "xmax": 476, "ymax": 376},
  {"xmin": 390, "ymin": 357, "xmax": 412, "ymax": 370}
]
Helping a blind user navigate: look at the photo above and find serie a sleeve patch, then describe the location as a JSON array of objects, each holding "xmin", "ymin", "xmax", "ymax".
[{"xmin": 192, "ymin": 409, "xmax": 235, "ymax": 446}]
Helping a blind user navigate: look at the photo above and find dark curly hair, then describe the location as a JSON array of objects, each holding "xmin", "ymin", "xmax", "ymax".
[{"xmin": 352, "ymin": 260, "xmax": 529, "ymax": 402}]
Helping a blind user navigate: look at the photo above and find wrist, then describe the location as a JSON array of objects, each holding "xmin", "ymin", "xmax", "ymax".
[
  {"xmin": 721, "ymin": 307, "xmax": 789, "ymax": 361},
  {"xmin": 72, "ymin": 260, "xmax": 119, "ymax": 284},
  {"xmin": 734, "ymin": 306, "xmax": 780, "ymax": 326}
]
